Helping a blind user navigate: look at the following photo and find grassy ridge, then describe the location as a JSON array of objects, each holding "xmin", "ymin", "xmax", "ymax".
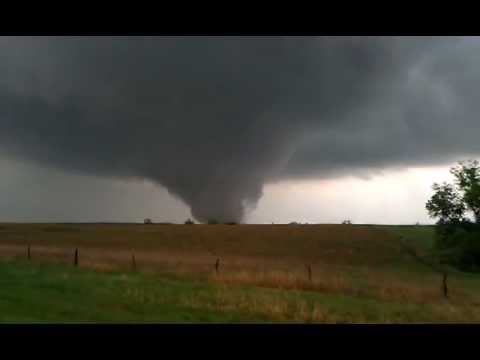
[
  {"xmin": 0, "ymin": 223, "xmax": 404, "ymax": 267},
  {"xmin": 380, "ymin": 225, "xmax": 436, "ymax": 250}
]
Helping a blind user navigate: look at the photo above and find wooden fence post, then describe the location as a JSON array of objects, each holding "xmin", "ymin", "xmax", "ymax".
[
  {"xmin": 215, "ymin": 258, "xmax": 220, "ymax": 275},
  {"xmin": 132, "ymin": 253, "xmax": 137, "ymax": 272},
  {"xmin": 27, "ymin": 244, "xmax": 31, "ymax": 260},
  {"xmin": 442, "ymin": 273, "xmax": 448, "ymax": 299},
  {"xmin": 74, "ymin": 248, "xmax": 78, "ymax": 267},
  {"xmin": 307, "ymin": 264, "xmax": 312, "ymax": 282}
]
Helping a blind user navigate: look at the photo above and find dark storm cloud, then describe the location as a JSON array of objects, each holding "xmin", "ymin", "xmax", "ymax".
[{"xmin": 0, "ymin": 36, "xmax": 478, "ymax": 222}]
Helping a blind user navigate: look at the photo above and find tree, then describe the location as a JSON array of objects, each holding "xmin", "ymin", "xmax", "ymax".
[
  {"xmin": 426, "ymin": 160, "xmax": 480, "ymax": 224},
  {"xmin": 450, "ymin": 160, "xmax": 480, "ymax": 224},
  {"xmin": 426, "ymin": 182, "xmax": 466, "ymax": 224},
  {"xmin": 425, "ymin": 159, "xmax": 480, "ymax": 271}
]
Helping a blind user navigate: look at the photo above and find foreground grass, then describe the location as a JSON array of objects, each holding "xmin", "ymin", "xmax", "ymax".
[
  {"xmin": 0, "ymin": 260, "xmax": 269, "ymax": 323},
  {"xmin": 1, "ymin": 259, "xmax": 480, "ymax": 323}
]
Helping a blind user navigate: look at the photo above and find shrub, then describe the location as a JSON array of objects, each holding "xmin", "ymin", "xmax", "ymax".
[{"xmin": 434, "ymin": 223, "xmax": 480, "ymax": 272}]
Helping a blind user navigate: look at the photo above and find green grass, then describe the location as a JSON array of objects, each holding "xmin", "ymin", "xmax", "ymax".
[
  {"xmin": 1, "ymin": 258, "xmax": 480, "ymax": 323},
  {"xmin": 1, "ymin": 224, "xmax": 480, "ymax": 323},
  {"xmin": 376, "ymin": 225, "xmax": 480, "ymax": 289},
  {"xmin": 381, "ymin": 225, "xmax": 436, "ymax": 250},
  {"xmin": 0, "ymin": 259, "xmax": 269, "ymax": 323}
]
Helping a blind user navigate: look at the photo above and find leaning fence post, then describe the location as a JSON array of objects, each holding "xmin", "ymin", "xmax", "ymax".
[
  {"xmin": 442, "ymin": 273, "xmax": 448, "ymax": 299},
  {"xmin": 131, "ymin": 253, "xmax": 137, "ymax": 272},
  {"xmin": 215, "ymin": 258, "xmax": 220, "ymax": 275},
  {"xmin": 27, "ymin": 244, "xmax": 31, "ymax": 260},
  {"xmin": 74, "ymin": 248, "xmax": 79, "ymax": 267}
]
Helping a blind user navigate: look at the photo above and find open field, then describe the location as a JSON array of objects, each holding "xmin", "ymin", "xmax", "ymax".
[
  {"xmin": 1, "ymin": 223, "xmax": 480, "ymax": 323},
  {"xmin": 0, "ymin": 223, "xmax": 411, "ymax": 273}
]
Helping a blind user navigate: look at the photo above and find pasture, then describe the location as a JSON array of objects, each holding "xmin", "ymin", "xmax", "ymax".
[{"xmin": 0, "ymin": 223, "xmax": 479, "ymax": 323}]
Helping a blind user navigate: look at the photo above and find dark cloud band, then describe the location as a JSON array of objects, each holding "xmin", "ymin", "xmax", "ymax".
[{"xmin": 0, "ymin": 36, "xmax": 478, "ymax": 222}]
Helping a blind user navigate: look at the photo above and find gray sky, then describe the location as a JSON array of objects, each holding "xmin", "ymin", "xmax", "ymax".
[{"xmin": 0, "ymin": 36, "xmax": 479, "ymax": 224}]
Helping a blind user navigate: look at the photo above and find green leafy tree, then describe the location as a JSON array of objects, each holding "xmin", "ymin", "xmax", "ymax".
[
  {"xmin": 425, "ymin": 160, "xmax": 480, "ymax": 272},
  {"xmin": 426, "ymin": 182, "xmax": 466, "ymax": 224},
  {"xmin": 426, "ymin": 160, "xmax": 480, "ymax": 224},
  {"xmin": 450, "ymin": 160, "xmax": 480, "ymax": 224}
]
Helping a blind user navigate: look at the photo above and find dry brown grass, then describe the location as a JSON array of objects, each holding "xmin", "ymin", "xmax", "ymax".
[
  {"xmin": 209, "ymin": 269, "xmax": 351, "ymax": 295},
  {"xmin": 179, "ymin": 289, "xmax": 339, "ymax": 322},
  {"xmin": 2, "ymin": 223, "xmax": 478, "ymax": 312},
  {"xmin": 0, "ymin": 223, "xmax": 406, "ymax": 282},
  {"xmin": 177, "ymin": 286, "xmax": 437, "ymax": 323},
  {"xmin": 207, "ymin": 267, "xmax": 474, "ymax": 306},
  {"xmin": 177, "ymin": 280, "xmax": 480, "ymax": 323},
  {"xmin": 0, "ymin": 223, "xmax": 402, "ymax": 266}
]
